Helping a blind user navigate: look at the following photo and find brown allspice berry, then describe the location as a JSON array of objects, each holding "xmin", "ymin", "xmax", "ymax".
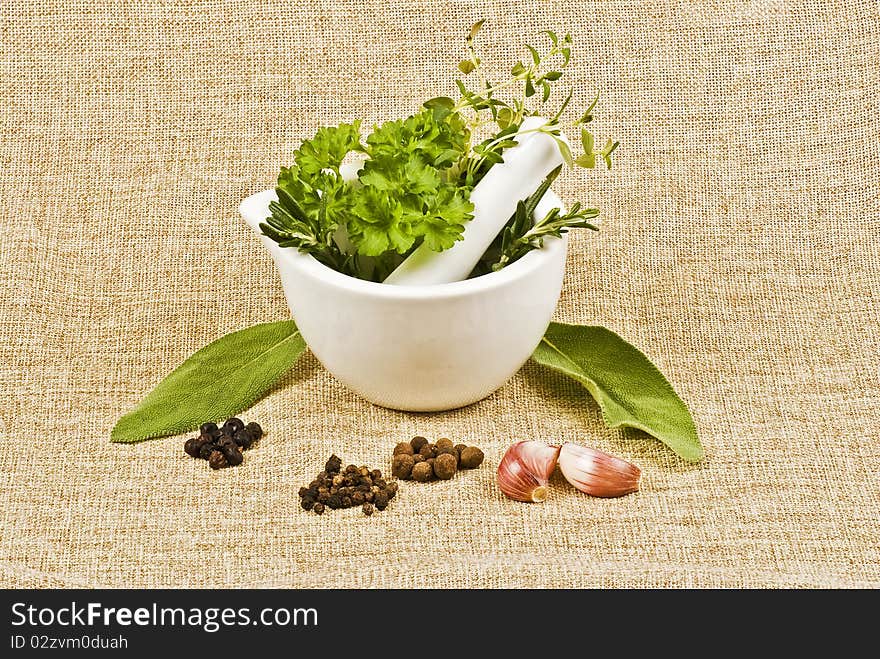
[
  {"xmin": 208, "ymin": 450, "xmax": 228, "ymax": 470},
  {"xmin": 410, "ymin": 436, "xmax": 429, "ymax": 453},
  {"xmin": 412, "ymin": 461, "xmax": 434, "ymax": 482},
  {"xmin": 454, "ymin": 444, "xmax": 467, "ymax": 461},
  {"xmin": 419, "ymin": 444, "xmax": 436, "ymax": 459},
  {"xmin": 433, "ymin": 452, "xmax": 457, "ymax": 480},
  {"xmin": 435, "ymin": 438, "xmax": 454, "ymax": 452},
  {"xmin": 459, "ymin": 446, "xmax": 485, "ymax": 469},
  {"xmin": 393, "ymin": 442, "xmax": 415, "ymax": 456},
  {"xmin": 392, "ymin": 454, "xmax": 414, "ymax": 479},
  {"xmin": 413, "ymin": 454, "xmax": 425, "ymax": 464}
]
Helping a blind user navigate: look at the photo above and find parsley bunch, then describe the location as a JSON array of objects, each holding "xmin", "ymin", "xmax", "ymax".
[{"xmin": 261, "ymin": 21, "xmax": 617, "ymax": 282}]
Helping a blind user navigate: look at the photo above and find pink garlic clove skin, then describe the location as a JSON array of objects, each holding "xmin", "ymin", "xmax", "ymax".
[
  {"xmin": 558, "ymin": 442, "xmax": 641, "ymax": 498},
  {"xmin": 497, "ymin": 441, "xmax": 561, "ymax": 503}
]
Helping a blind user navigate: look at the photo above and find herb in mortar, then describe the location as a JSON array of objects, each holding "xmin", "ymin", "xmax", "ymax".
[{"xmin": 261, "ymin": 21, "xmax": 618, "ymax": 282}]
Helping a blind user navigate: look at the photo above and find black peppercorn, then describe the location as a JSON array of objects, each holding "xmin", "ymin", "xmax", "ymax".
[
  {"xmin": 244, "ymin": 422, "xmax": 263, "ymax": 440},
  {"xmin": 362, "ymin": 503, "xmax": 374, "ymax": 516},
  {"xmin": 184, "ymin": 437, "xmax": 201, "ymax": 458},
  {"xmin": 222, "ymin": 444, "xmax": 243, "ymax": 466},
  {"xmin": 325, "ymin": 455, "xmax": 342, "ymax": 474},
  {"xmin": 313, "ymin": 503, "xmax": 325, "ymax": 515},
  {"xmin": 199, "ymin": 442, "xmax": 216, "ymax": 460},
  {"xmin": 374, "ymin": 491, "xmax": 389, "ymax": 511},
  {"xmin": 233, "ymin": 429, "xmax": 254, "ymax": 449},
  {"xmin": 200, "ymin": 422, "xmax": 218, "ymax": 435},
  {"xmin": 208, "ymin": 450, "xmax": 227, "ymax": 470},
  {"xmin": 222, "ymin": 417, "xmax": 245, "ymax": 435},
  {"xmin": 299, "ymin": 457, "xmax": 392, "ymax": 515}
]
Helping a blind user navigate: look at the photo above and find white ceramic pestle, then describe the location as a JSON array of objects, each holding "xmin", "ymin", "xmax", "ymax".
[{"xmin": 383, "ymin": 116, "xmax": 565, "ymax": 286}]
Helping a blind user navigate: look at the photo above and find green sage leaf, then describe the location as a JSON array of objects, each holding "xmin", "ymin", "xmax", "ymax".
[
  {"xmin": 111, "ymin": 321, "xmax": 306, "ymax": 443},
  {"xmin": 532, "ymin": 323, "xmax": 703, "ymax": 462}
]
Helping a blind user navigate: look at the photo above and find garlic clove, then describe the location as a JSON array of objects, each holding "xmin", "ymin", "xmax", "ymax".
[
  {"xmin": 558, "ymin": 442, "xmax": 641, "ymax": 498},
  {"xmin": 497, "ymin": 441, "xmax": 561, "ymax": 503}
]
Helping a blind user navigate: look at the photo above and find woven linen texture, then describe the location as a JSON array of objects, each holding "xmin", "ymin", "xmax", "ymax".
[{"xmin": 1, "ymin": 0, "xmax": 878, "ymax": 587}]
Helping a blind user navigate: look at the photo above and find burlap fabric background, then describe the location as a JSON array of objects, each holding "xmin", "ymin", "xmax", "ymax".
[{"xmin": 1, "ymin": 0, "xmax": 877, "ymax": 589}]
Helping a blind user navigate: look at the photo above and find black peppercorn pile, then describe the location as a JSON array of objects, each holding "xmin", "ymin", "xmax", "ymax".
[
  {"xmin": 183, "ymin": 418, "xmax": 263, "ymax": 470},
  {"xmin": 391, "ymin": 436, "xmax": 484, "ymax": 482},
  {"xmin": 298, "ymin": 455, "xmax": 398, "ymax": 516}
]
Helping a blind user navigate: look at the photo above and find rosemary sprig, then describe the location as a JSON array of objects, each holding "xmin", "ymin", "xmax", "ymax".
[{"xmin": 491, "ymin": 165, "xmax": 599, "ymax": 271}]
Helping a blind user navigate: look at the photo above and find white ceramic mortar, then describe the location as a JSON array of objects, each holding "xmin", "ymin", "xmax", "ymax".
[{"xmin": 240, "ymin": 190, "xmax": 568, "ymax": 411}]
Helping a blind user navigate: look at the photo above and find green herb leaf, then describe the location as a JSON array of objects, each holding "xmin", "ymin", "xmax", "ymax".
[
  {"xmin": 541, "ymin": 79, "xmax": 551, "ymax": 102},
  {"xmin": 111, "ymin": 321, "xmax": 306, "ymax": 443},
  {"xmin": 541, "ymin": 29, "xmax": 559, "ymax": 45},
  {"xmin": 458, "ymin": 60, "xmax": 476, "ymax": 74},
  {"xmin": 579, "ymin": 93, "xmax": 599, "ymax": 124},
  {"xmin": 575, "ymin": 152, "xmax": 596, "ymax": 168},
  {"xmin": 468, "ymin": 19, "xmax": 486, "ymax": 41},
  {"xmin": 526, "ymin": 44, "xmax": 541, "ymax": 65},
  {"xmin": 532, "ymin": 324, "xmax": 703, "ymax": 462},
  {"xmin": 580, "ymin": 127, "xmax": 594, "ymax": 154},
  {"xmin": 556, "ymin": 137, "xmax": 573, "ymax": 166}
]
